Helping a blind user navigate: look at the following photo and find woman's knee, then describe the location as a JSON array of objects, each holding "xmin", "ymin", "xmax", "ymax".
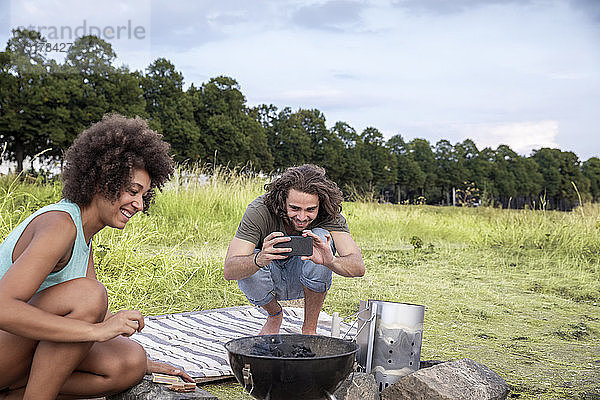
[
  {"xmin": 104, "ymin": 340, "xmax": 147, "ymax": 393},
  {"xmin": 67, "ymin": 278, "xmax": 108, "ymax": 323},
  {"xmin": 29, "ymin": 278, "xmax": 108, "ymax": 323},
  {"xmin": 118, "ymin": 341, "xmax": 147, "ymax": 388}
]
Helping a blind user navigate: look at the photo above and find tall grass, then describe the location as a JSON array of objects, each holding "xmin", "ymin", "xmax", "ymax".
[
  {"xmin": 0, "ymin": 174, "xmax": 62, "ymax": 236},
  {"xmin": 147, "ymin": 164, "xmax": 266, "ymax": 245},
  {"xmin": 95, "ymin": 164, "xmax": 267, "ymax": 314},
  {"xmin": 0, "ymin": 168, "xmax": 598, "ymax": 399}
]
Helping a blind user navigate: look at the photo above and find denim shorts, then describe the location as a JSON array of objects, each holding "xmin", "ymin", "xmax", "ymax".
[{"xmin": 237, "ymin": 228, "xmax": 335, "ymax": 306}]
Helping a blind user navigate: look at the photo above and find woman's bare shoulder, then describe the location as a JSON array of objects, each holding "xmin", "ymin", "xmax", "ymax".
[{"xmin": 25, "ymin": 210, "xmax": 77, "ymax": 246}]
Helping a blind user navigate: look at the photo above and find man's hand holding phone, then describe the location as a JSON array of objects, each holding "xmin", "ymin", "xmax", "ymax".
[
  {"xmin": 273, "ymin": 235, "xmax": 313, "ymax": 257},
  {"xmin": 299, "ymin": 230, "xmax": 335, "ymax": 268},
  {"xmin": 254, "ymin": 232, "xmax": 289, "ymax": 267},
  {"xmin": 255, "ymin": 232, "xmax": 315, "ymax": 268}
]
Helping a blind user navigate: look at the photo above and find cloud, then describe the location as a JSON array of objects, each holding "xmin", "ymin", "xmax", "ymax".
[
  {"xmin": 0, "ymin": 1, "xmax": 10, "ymax": 36},
  {"xmin": 569, "ymin": 0, "xmax": 600, "ymax": 24},
  {"xmin": 273, "ymin": 87, "xmax": 339, "ymax": 104},
  {"xmin": 148, "ymin": 2, "xmax": 223, "ymax": 50},
  {"xmin": 206, "ymin": 11, "xmax": 248, "ymax": 27},
  {"xmin": 331, "ymin": 71, "xmax": 359, "ymax": 80},
  {"xmin": 459, "ymin": 121, "xmax": 560, "ymax": 155},
  {"xmin": 264, "ymin": 86, "xmax": 383, "ymax": 111},
  {"xmin": 147, "ymin": 1, "xmax": 281, "ymax": 52},
  {"xmin": 390, "ymin": 0, "xmax": 529, "ymax": 15},
  {"xmin": 292, "ymin": 0, "xmax": 365, "ymax": 32},
  {"xmin": 5, "ymin": 0, "xmax": 152, "ymax": 68}
]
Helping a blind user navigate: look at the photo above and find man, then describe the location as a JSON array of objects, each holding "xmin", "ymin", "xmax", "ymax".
[{"xmin": 224, "ymin": 164, "xmax": 365, "ymax": 335}]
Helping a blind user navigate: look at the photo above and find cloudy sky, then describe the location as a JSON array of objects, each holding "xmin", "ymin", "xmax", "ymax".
[{"xmin": 2, "ymin": 0, "xmax": 599, "ymax": 160}]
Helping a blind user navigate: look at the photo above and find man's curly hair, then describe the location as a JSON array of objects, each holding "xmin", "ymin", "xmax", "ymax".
[
  {"xmin": 263, "ymin": 164, "xmax": 343, "ymax": 226},
  {"xmin": 62, "ymin": 113, "xmax": 174, "ymax": 211}
]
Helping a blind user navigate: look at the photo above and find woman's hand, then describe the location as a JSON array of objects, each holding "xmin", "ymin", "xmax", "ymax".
[
  {"xmin": 95, "ymin": 310, "xmax": 144, "ymax": 342},
  {"xmin": 147, "ymin": 359, "xmax": 195, "ymax": 383}
]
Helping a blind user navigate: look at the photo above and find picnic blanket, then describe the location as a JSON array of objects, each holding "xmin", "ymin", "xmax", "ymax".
[{"xmin": 131, "ymin": 306, "xmax": 357, "ymax": 378}]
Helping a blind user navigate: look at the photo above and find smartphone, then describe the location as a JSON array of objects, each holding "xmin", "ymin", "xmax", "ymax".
[{"xmin": 273, "ymin": 235, "xmax": 313, "ymax": 257}]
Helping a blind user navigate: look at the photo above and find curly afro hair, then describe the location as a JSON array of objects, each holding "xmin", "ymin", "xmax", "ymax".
[{"xmin": 62, "ymin": 113, "xmax": 174, "ymax": 211}]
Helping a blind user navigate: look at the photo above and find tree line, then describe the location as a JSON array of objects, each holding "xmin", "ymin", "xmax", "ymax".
[{"xmin": 1, "ymin": 30, "xmax": 599, "ymax": 210}]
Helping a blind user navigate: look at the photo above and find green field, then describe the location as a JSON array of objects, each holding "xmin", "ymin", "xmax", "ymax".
[{"xmin": 1, "ymin": 169, "xmax": 599, "ymax": 399}]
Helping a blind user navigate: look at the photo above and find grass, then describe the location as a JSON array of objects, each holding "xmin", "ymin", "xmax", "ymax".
[{"xmin": 0, "ymin": 168, "xmax": 598, "ymax": 399}]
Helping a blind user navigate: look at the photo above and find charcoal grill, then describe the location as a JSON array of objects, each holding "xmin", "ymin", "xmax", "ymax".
[{"xmin": 225, "ymin": 334, "xmax": 359, "ymax": 400}]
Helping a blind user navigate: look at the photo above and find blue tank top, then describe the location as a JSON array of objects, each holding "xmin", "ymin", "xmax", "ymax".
[{"xmin": 0, "ymin": 200, "xmax": 90, "ymax": 293}]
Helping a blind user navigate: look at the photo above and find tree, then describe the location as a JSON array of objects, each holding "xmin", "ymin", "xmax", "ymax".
[
  {"xmin": 143, "ymin": 58, "xmax": 202, "ymax": 163},
  {"xmin": 434, "ymin": 140, "xmax": 465, "ymax": 204},
  {"xmin": 582, "ymin": 157, "xmax": 600, "ymax": 202},
  {"xmin": 47, "ymin": 36, "xmax": 146, "ymax": 160},
  {"xmin": 406, "ymin": 138, "xmax": 437, "ymax": 201},
  {"xmin": 360, "ymin": 127, "xmax": 397, "ymax": 199},
  {"xmin": 532, "ymin": 148, "xmax": 588, "ymax": 209},
  {"xmin": 236, "ymin": 114, "xmax": 273, "ymax": 171},
  {"xmin": 65, "ymin": 35, "xmax": 116, "ymax": 77},
  {"xmin": 262, "ymin": 107, "xmax": 313, "ymax": 171},
  {"xmin": 491, "ymin": 145, "xmax": 519, "ymax": 204},
  {"xmin": 193, "ymin": 76, "xmax": 272, "ymax": 170},
  {"xmin": 0, "ymin": 29, "xmax": 51, "ymax": 172},
  {"xmin": 506, "ymin": 154, "xmax": 543, "ymax": 208},
  {"xmin": 37, "ymin": 69, "xmax": 76, "ymax": 162},
  {"xmin": 104, "ymin": 67, "xmax": 147, "ymax": 118},
  {"xmin": 252, "ymin": 104, "xmax": 278, "ymax": 132},
  {"xmin": 63, "ymin": 35, "xmax": 116, "ymax": 124},
  {"xmin": 253, "ymin": 103, "xmax": 284, "ymax": 169},
  {"xmin": 331, "ymin": 122, "xmax": 371, "ymax": 194},
  {"xmin": 58, "ymin": 36, "xmax": 113, "ymax": 155},
  {"xmin": 293, "ymin": 109, "xmax": 345, "ymax": 183},
  {"xmin": 454, "ymin": 139, "xmax": 496, "ymax": 203},
  {"xmin": 557, "ymin": 150, "xmax": 589, "ymax": 205},
  {"xmin": 532, "ymin": 148, "xmax": 561, "ymax": 203},
  {"xmin": 388, "ymin": 134, "xmax": 425, "ymax": 203}
]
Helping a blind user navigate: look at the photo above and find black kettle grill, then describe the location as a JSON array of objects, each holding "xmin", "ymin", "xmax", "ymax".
[{"xmin": 225, "ymin": 334, "xmax": 359, "ymax": 400}]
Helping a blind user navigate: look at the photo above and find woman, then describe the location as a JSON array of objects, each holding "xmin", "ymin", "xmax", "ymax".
[{"xmin": 0, "ymin": 114, "xmax": 192, "ymax": 399}]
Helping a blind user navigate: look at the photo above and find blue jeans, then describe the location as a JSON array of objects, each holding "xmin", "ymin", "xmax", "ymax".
[{"xmin": 238, "ymin": 228, "xmax": 334, "ymax": 306}]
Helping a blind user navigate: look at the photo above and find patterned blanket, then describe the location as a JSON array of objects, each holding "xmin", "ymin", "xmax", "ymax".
[{"xmin": 131, "ymin": 306, "xmax": 356, "ymax": 378}]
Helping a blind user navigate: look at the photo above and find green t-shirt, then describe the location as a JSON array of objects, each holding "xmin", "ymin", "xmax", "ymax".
[{"xmin": 235, "ymin": 195, "xmax": 350, "ymax": 248}]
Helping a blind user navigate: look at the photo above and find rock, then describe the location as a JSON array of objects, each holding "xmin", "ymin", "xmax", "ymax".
[
  {"xmin": 333, "ymin": 372, "xmax": 379, "ymax": 400},
  {"xmin": 381, "ymin": 358, "xmax": 509, "ymax": 400},
  {"xmin": 107, "ymin": 375, "xmax": 218, "ymax": 400},
  {"xmin": 419, "ymin": 360, "xmax": 445, "ymax": 369}
]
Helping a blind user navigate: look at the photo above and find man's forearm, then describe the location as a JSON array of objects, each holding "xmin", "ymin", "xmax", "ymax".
[
  {"xmin": 326, "ymin": 252, "xmax": 365, "ymax": 277},
  {"xmin": 224, "ymin": 244, "xmax": 365, "ymax": 280},
  {"xmin": 223, "ymin": 253, "xmax": 261, "ymax": 281}
]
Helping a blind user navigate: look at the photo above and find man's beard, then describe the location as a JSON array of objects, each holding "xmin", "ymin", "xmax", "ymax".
[{"xmin": 284, "ymin": 215, "xmax": 312, "ymax": 232}]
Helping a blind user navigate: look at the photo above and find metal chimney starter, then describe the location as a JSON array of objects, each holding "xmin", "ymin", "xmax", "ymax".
[{"xmin": 355, "ymin": 300, "xmax": 425, "ymax": 393}]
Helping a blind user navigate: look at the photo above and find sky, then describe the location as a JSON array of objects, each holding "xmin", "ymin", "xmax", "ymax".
[{"xmin": 2, "ymin": 0, "xmax": 599, "ymax": 161}]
